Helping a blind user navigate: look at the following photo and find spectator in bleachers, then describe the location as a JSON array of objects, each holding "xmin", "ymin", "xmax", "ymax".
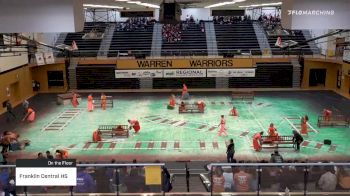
[
  {"xmin": 116, "ymin": 17, "xmax": 155, "ymax": 32},
  {"xmin": 337, "ymin": 166, "xmax": 350, "ymax": 189},
  {"xmin": 318, "ymin": 166, "xmax": 337, "ymax": 191},
  {"xmin": 270, "ymin": 150, "xmax": 283, "ymax": 163},
  {"xmin": 213, "ymin": 15, "xmax": 251, "ymax": 24},
  {"xmin": 162, "ymin": 23, "xmax": 182, "ymax": 43},
  {"xmin": 76, "ymin": 167, "xmax": 96, "ymax": 193},
  {"xmin": 212, "ymin": 166, "xmax": 225, "ymax": 192},
  {"xmin": 233, "ymin": 166, "xmax": 252, "ymax": 192}
]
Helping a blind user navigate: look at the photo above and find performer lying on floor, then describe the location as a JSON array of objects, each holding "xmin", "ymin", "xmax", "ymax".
[{"xmin": 128, "ymin": 119, "xmax": 141, "ymax": 134}]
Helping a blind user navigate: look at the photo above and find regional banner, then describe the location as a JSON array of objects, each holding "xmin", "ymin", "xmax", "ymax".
[
  {"xmin": 163, "ymin": 69, "xmax": 206, "ymax": 78},
  {"xmin": 115, "ymin": 70, "xmax": 163, "ymax": 78},
  {"xmin": 207, "ymin": 69, "xmax": 256, "ymax": 77}
]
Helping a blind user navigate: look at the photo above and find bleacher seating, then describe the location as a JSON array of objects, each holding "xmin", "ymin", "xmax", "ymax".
[
  {"xmin": 63, "ymin": 22, "xmax": 108, "ymax": 57},
  {"xmin": 162, "ymin": 22, "xmax": 207, "ymax": 56},
  {"xmin": 214, "ymin": 22, "xmax": 262, "ymax": 56},
  {"xmin": 266, "ymin": 30, "xmax": 314, "ymax": 55},
  {"xmin": 229, "ymin": 62, "xmax": 293, "ymax": 88},
  {"xmin": 108, "ymin": 23, "xmax": 154, "ymax": 57}
]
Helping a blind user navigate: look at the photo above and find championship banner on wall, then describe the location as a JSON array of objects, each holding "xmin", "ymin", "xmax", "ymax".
[
  {"xmin": 44, "ymin": 52, "xmax": 55, "ymax": 64},
  {"xmin": 343, "ymin": 49, "xmax": 350, "ymax": 63},
  {"xmin": 163, "ymin": 69, "xmax": 206, "ymax": 78},
  {"xmin": 115, "ymin": 70, "xmax": 163, "ymax": 78},
  {"xmin": 116, "ymin": 58, "xmax": 253, "ymax": 69},
  {"xmin": 207, "ymin": 69, "xmax": 256, "ymax": 77},
  {"xmin": 35, "ymin": 53, "xmax": 45, "ymax": 66}
]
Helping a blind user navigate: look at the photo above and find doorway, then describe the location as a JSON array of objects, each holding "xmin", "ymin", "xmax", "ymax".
[
  {"xmin": 9, "ymin": 82, "xmax": 20, "ymax": 102},
  {"xmin": 309, "ymin": 69, "xmax": 326, "ymax": 87}
]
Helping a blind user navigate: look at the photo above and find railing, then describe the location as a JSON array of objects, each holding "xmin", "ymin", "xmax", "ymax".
[
  {"xmin": 209, "ymin": 162, "xmax": 350, "ymax": 196},
  {"xmin": 2, "ymin": 162, "xmax": 350, "ymax": 195},
  {"xmin": 54, "ymin": 48, "xmax": 343, "ymax": 60}
]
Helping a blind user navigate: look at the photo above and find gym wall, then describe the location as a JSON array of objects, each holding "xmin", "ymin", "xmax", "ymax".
[
  {"xmin": 302, "ymin": 60, "xmax": 341, "ymax": 89},
  {"xmin": 0, "ymin": 66, "xmax": 33, "ymax": 114},
  {"xmin": 31, "ymin": 63, "xmax": 68, "ymax": 93}
]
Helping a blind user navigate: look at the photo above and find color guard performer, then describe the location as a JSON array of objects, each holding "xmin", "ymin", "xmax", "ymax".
[
  {"xmin": 197, "ymin": 100, "xmax": 206, "ymax": 112},
  {"xmin": 168, "ymin": 94, "xmax": 176, "ymax": 109},
  {"xmin": 71, "ymin": 92, "xmax": 79, "ymax": 108},
  {"xmin": 181, "ymin": 84, "xmax": 189, "ymax": 100},
  {"xmin": 92, "ymin": 130, "xmax": 102, "ymax": 142},
  {"xmin": 87, "ymin": 94, "xmax": 94, "ymax": 112},
  {"xmin": 128, "ymin": 119, "xmax": 141, "ymax": 134},
  {"xmin": 22, "ymin": 107, "xmax": 35, "ymax": 122},
  {"xmin": 253, "ymin": 131, "xmax": 264, "ymax": 151},
  {"xmin": 323, "ymin": 109, "xmax": 332, "ymax": 121},
  {"xmin": 230, "ymin": 106, "xmax": 238, "ymax": 117},
  {"xmin": 179, "ymin": 101, "xmax": 186, "ymax": 112},
  {"xmin": 101, "ymin": 93, "xmax": 107, "ymax": 110},
  {"xmin": 268, "ymin": 123, "xmax": 279, "ymax": 142},
  {"xmin": 217, "ymin": 115, "xmax": 228, "ymax": 137},
  {"xmin": 300, "ymin": 115, "xmax": 309, "ymax": 135}
]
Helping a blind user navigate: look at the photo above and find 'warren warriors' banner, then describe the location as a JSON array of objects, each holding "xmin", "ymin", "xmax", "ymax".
[
  {"xmin": 282, "ymin": 0, "xmax": 350, "ymax": 29},
  {"xmin": 116, "ymin": 58, "xmax": 253, "ymax": 69}
]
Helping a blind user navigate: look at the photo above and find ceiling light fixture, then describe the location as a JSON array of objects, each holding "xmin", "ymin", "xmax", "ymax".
[
  {"xmin": 239, "ymin": 2, "xmax": 282, "ymax": 8},
  {"xmin": 127, "ymin": 1, "xmax": 141, "ymax": 4},
  {"xmin": 205, "ymin": 0, "xmax": 246, "ymax": 9},
  {"xmin": 83, "ymin": 4, "xmax": 124, "ymax": 9}
]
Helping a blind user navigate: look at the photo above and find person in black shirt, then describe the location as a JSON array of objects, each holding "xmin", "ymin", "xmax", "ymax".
[
  {"xmin": 6, "ymin": 101, "xmax": 16, "ymax": 121},
  {"xmin": 293, "ymin": 130, "xmax": 304, "ymax": 151},
  {"xmin": 226, "ymin": 139, "xmax": 235, "ymax": 163}
]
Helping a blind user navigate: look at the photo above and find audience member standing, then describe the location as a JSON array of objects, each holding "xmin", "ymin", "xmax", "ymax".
[
  {"xmin": 318, "ymin": 166, "xmax": 337, "ymax": 191},
  {"xmin": 226, "ymin": 139, "xmax": 235, "ymax": 163}
]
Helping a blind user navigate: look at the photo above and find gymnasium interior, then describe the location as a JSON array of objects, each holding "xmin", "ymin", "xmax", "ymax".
[{"xmin": 0, "ymin": 0, "xmax": 350, "ymax": 195}]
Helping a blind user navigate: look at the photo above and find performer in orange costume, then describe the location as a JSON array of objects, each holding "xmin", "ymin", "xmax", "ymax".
[
  {"xmin": 300, "ymin": 115, "xmax": 309, "ymax": 135},
  {"xmin": 92, "ymin": 130, "xmax": 102, "ymax": 142},
  {"xmin": 22, "ymin": 107, "xmax": 35, "ymax": 122},
  {"xmin": 101, "ymin": 93, "xmax": 107, "ymax": 110},
  {"xmin": 87, "ymin": 94, "xmax": 94, "ymax": 112},
  {"xmin": 179, "ymin": 101, "xmax": 186, "ymax": 112},
  {"xmin": 230, "ymin": 107, "xmax": 238, "ymax": 117},
  {"xmin": 181, "ymin": 84, "xmax": 189, "ymax": 99},
  {"xmin": 253, "ymin": 131, "xmax": 264, "ymax": 151},
  {"xmin": 128, "ymin": 119, "xmax": 141, "ymax": 133},
  {"xmin": 71, "ymin": 92, "xmax": 79, "ymax": 108},
  {"xmin": 197, "ymin": 100, "xmax": 206, "ymax": 112},
  {"xmin": 323, "ymin": 109, "xmax": 332, "ymax": 121},
  {"xmin": 217, "ymin": 115, "xmax": 228, "ymax": 137},
  {"xmin": 168, "ymin": 94, "xmax": 176, "ymax": 109},
  {"xmin": 268, "ymin": 123, "xmax": 279, "ymax": 142}
]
